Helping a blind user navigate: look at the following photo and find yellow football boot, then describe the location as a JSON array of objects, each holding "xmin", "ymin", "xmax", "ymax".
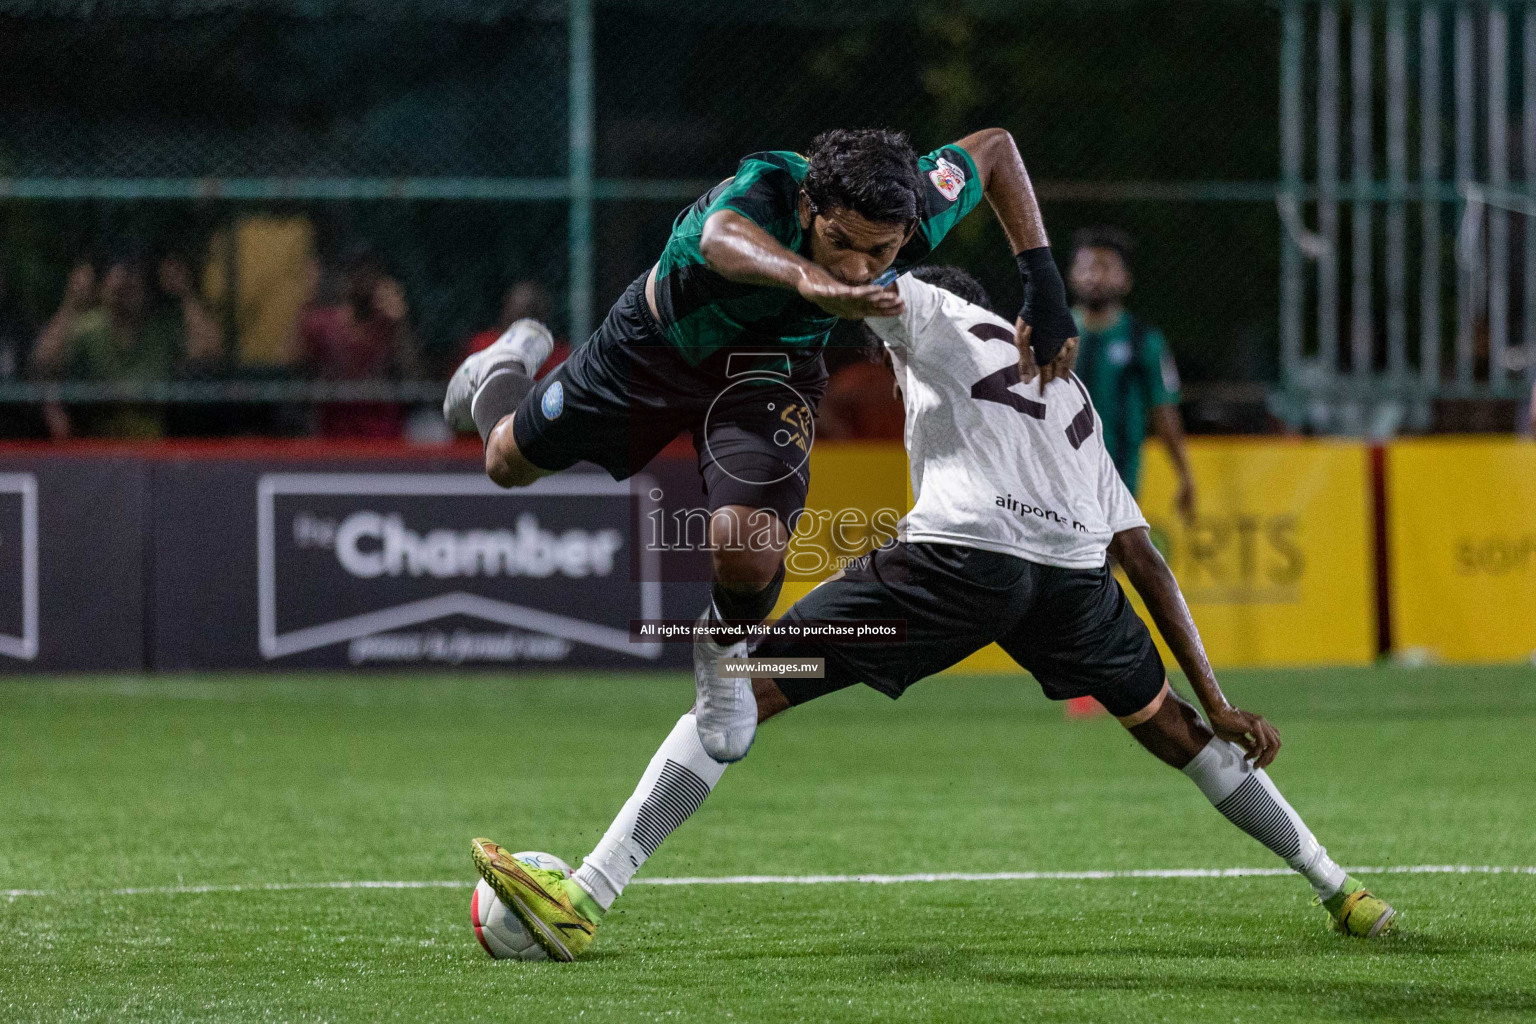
[
  {"xmin": 1322, "ymin": 876, "xmax": 1397, "ymax": 937},
  {"xmin": 471, "ymin": 838, "xmax": 602, "ymax": 961}
]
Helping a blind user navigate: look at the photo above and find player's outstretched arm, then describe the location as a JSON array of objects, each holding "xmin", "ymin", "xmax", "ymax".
[
  {"xmin": 699, "ymin": 210, "xmax": 902, "ymax": 320},
  {"xmin": 1152, "ymin": 404, "xmax": 1197, "ymax": 522},
  {"xmin": 954, "ymin": 128, "xmax": 1078, "ymax": 389},
  {"xmin": 955, "ymin": 127, "xmax": 1048, "ymax": 252},
  {"xmin": 1109, "ymin": 526, "xmax": 1282, "ymax": 768}
]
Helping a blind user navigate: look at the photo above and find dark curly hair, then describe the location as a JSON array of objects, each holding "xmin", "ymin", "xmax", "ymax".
[
  {"xmin": 1070, "ymin": 225, "xmax": 1136, "ymax": 274},
  {"xmin": 911, "ymin": 264, "xmax": 991, "ymax": 311},
  {"xmin": 803, "ymin": 129, "xmax": 925, "ymax": 227}
]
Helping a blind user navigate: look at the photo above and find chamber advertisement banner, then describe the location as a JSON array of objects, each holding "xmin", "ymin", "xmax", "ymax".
[{"xmin": 153, "ymin": 455, "xmax": 707, "ymax": 671}]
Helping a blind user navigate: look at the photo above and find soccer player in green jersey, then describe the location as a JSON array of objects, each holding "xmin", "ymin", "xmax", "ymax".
[
  {"xmin": 1068, "ymin": 226, "xmax": 1196, "ymax": 519},
  {"xmin": 444, "ymin": 128, "xmax": 1080, "ymax": 762}
]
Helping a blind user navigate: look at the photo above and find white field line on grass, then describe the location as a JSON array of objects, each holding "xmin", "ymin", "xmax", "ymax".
[{"xmin": 4, "ymin": 864, "xmax": 1534, "ymax": 899}]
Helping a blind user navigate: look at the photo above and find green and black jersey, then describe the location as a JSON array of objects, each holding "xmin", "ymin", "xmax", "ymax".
[
  {"xmin": 652, "ymin": 144, "xmax": 985, "ymax": 366},
  {"xmin": 1071, "ymin": 309, "xmax": 1182, "ymax": 493}
]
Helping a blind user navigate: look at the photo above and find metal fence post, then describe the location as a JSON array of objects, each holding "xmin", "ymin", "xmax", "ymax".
[
  {"xmin": 1351, "ymin": 0, "xmax": 1374, "ymax": 378},
  {"xmin": 1421, "ymin": 3, "xmax": 1442, "ymax": 388},
  {"xmin": 1526, "ymin": 7, "xmax": 1536, "ymax": 368},
  {"xmin": 1488, "ymin": 2, "xmax": 1510, "ymax": 388},
  {"xmin": 569, "ymin": 0, "xmax": 595, "ymax": 346},
  {"xmin": 1454, "ymin": 1, "xmax": 1476, "ymax": 385},
  {"xmin": 1280, "ymin": 0, "xmax": 1304, "ymax": 387},
  {"xmin": 1386, "ymin": 0, "xmax": 1409, "ymax": 379},
  {"xmin": 1318, "ymin": 1, "xmax": 1342, "ymax": 377}
]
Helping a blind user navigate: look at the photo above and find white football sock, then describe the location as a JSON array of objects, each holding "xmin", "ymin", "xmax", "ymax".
[
  {"xmin": 572, "ymin": 713, "xmax": 727, "ymax": 911},
  {"xmin": 497, "ymin": 318, "xmax": 554, "ymax": 378},
  {"xmin": 1181, "ymin": 737, "xmax": 1347, "ymax": 900}
]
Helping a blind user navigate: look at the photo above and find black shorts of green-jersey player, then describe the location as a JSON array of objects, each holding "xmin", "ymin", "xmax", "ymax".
[{"xmin": 511, "ymin": 140, "xmax": 984, "ymax": 525}]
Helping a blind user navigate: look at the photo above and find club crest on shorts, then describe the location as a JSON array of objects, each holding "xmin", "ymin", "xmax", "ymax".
[
  {"xmin": 542, "ymin": 380, "xmax": 565, "ymax": 420},
  {"xmin": 929, "ymin": 157, "xmax": 966, "ymax": 202}
]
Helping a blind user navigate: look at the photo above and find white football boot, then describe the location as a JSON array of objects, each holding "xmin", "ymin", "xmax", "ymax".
[
  {"xmin": 692, "ymin": 611, "xmax": 756, "ymax": 763},
  {"xmin": 442, "ymin": 318, "xmax": 555, "ymax": 432}
]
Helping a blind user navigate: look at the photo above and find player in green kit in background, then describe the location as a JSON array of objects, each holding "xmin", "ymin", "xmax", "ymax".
[
  {"xmin": 1065, "ymin": 226, "xmax": 1196, "ymax": 719},
  {"xmin": 1069, "ymin": 226, "xmax": 1196, "ymax": 519},
  {"xmin": 445, "ymin": 128, "xmax": 1081, "ymax": 766}
]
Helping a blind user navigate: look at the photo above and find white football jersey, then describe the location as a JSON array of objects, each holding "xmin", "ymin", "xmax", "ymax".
[{"xmin": 866, "ymin": 275, "xmax": 1147, "ymax": 569}]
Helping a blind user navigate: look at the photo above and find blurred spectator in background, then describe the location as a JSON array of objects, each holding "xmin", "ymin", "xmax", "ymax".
[
  {"xmin": 201, "ymin": 215, "xmax": 317, "ymax": 436},
  {"xmin": 459, "ymin": 279, "xmax": 566, "ymax": 374},
  {"xmin": 32, "ymin": 250, "xmax": 221, "ymax": 439},
  {"xmin": 204, "ymin": 213, "xmax": 316, "ymax": 370},
  {"xmin": 1069, "ymin": 226, "xmax": 1196, "ymax": 520},
  {"xmin": 299, "ymin": 246, "xmax": 421, "ymax": 438}
]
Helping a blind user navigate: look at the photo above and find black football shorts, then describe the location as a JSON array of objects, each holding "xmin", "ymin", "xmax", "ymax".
[
  {"xmin": 512, "ymin": 271, "xmax": 826, "ymax": 524},
  {"xmin": 751, "ymin": 541, "xmax": 1166, "ymax": 717}
]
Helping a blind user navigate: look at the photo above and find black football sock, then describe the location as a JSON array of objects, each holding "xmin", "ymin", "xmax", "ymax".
[
  {"xmin": 471, "ymin": 368, "xmax": 535, "ymax": 444},
  {"xmin": 709, "ymin": 562, "xmax": 786, "ymax": 640}
]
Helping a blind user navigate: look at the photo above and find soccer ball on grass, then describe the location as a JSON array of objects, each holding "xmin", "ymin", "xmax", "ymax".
[{"xmin": 469, "ymin": 851, "xmax": 574, "ymax": 960}]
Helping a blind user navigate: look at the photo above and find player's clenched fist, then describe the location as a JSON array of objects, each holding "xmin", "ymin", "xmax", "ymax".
[
  {"xmin": 1208, "ymin": 704, "xmax": 1282, "ymax": 769},
  {"xmin": 798, "ymin": 270, "xmax": 905, "ymax": 320},
  {"xmin": 1015, "ymin": 320, "xmax": 1079, "ymax": 390}
]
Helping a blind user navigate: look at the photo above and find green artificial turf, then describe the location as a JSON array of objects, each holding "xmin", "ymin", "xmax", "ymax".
[{"xmin": 2, "ymin": 665, "xmax": 1534, "ymax": 1022}]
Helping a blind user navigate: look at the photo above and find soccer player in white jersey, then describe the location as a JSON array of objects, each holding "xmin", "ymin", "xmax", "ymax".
[{"xmin": 470, "ymin": 265, "xmax": 1396, "ymax": 961}]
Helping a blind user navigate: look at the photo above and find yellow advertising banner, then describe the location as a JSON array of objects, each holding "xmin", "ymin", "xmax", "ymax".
[
  {"xmin": 777, "ymin": 439, "xmax": 1376, "ymax": 672},
  {"xmin": 954, "ymin": 439, "xmax": 1376, "ymax": 671},
  {"xmin": 1123, "ymin": 439, "xmax": 1376, "ymax": 668},
  {"xmin": 1388, "ymin": 438, "xmax": 1536, "ymax": 664},
  {"xmin": 774, "ymin": 443, "xmax": 911, "ymax": 607}
]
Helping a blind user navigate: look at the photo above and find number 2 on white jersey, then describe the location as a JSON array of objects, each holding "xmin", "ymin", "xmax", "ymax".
[{"xmin": 966, "ymin": 323, "xmax": 1095, "ymax": 450}]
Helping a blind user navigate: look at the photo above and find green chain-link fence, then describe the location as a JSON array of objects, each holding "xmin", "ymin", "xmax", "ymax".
[{"xmin": 0, "ymin": 0, "xmax": 1287, "ymax": 437}]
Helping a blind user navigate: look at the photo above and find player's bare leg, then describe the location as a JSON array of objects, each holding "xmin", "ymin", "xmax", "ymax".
[
  {"xmin": 483, "ymin": 416, "xmax": 549, "ymax": 488},
  {"xmin": 692, "ymin": 506, "xmax": 789, "ymax": 763},
  {"xmin": 1119, "ymin": 682, "xmax": 1396, "ymax": 937}
]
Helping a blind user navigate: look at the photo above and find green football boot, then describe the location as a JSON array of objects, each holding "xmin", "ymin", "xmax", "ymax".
[
  {"xmin": 1321, "ymin": 876, "xmax": 1397, "ymax": 937},
  {"xmin": 471, "ymin": 838, "xmax": 604, "ymax": 961}
]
